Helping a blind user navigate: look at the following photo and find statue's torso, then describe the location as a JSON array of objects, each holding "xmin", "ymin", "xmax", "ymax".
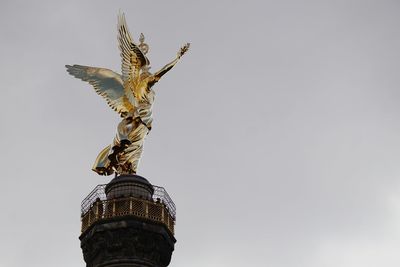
[{"xmin": 117, "ymin": 88, "xmax": 155, "ymax": 141}]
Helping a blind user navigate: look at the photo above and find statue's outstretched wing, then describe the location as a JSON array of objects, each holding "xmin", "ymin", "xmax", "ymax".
[
  {"xmin": 117, "ymin": 13, "xmax": 149, "ymax": 83},
  {"xmin": 65, "ymin": 64, "xmax": 134, "ymax": 116}
]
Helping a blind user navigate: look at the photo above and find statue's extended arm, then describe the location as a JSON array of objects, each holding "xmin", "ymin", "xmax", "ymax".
[
  {"xmin": 153, "ymin": 57, "xmax": 180, "ymax": 82},
  {"xmin": 152, "ymin": 43, "xmax": 190, "ymax": 84}
]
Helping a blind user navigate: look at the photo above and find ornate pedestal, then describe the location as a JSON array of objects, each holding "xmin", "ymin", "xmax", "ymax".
[{"xmin": 80, "ymin": 175, "xmax": 176, "ymax": 267}]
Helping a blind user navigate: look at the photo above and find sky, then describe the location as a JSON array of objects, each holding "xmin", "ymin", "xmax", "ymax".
[{"xmin": 1, "ymin": 0, "xmax": 400, "ymax": 266}]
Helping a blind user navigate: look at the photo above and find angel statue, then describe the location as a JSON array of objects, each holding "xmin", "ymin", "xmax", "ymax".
[{"xmin": 66, "ymin": 13, "xmax": 189, "ymax": 176}]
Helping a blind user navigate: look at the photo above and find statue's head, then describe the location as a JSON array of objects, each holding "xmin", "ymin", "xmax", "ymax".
[{"xmin": 141, "ymin": 65, "xmax": 151, "ymax": 77}]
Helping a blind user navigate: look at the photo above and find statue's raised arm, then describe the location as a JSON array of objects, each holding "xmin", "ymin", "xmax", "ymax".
[
  {"xmin": 152, "ymin": 43, "xmax": 190, "ymax": 84},
  {"xmin": 66, "ymin": 12, "xmax": 189, "ymax": 176}
]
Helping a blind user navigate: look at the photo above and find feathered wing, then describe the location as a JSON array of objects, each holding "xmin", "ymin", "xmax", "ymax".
[
  {"xmin": 117, "ymin": 13, "xmax": 149, "ymax": 83},
  {"xmin": 65, "ymin": 64, "xmax": 134, "ymax": 116}
]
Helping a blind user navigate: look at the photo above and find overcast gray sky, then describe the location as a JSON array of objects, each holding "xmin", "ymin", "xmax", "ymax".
[{"xmin": 1, "ymin": 0, "xmax": 400, "ymax": 266}]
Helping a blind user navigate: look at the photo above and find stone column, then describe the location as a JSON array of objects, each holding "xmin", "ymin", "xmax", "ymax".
[{"xmin": 80, "ymin": 174, "xmax": 176, "ymax": 267}]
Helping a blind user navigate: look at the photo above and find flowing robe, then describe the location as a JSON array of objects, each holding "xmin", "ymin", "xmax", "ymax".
[{"xmin": 93, "ymin": 90, "xmax": 155, "ymax": 175}]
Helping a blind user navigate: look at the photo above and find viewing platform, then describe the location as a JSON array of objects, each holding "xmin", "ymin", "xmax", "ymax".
[{"xmin": 80, "ymin": 177, "xmax": 176, "ymax": 235}]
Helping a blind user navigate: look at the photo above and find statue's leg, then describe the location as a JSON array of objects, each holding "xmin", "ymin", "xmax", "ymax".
[{"xmin": 119, "ymin": 123, "xmax": 149, "ymax": 174}]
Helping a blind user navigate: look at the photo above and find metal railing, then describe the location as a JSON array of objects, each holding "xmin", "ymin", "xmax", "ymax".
[
  {"xmin": 81, "ymin": 184, "xmax": 176, "ymax": 218},
  {"xmin": 81, "ymin": 183, "xmax": 176, "ymax": 234},
  {"xmin": 81, "ymin": 196, "xmax": 175, "ymax": 234}
]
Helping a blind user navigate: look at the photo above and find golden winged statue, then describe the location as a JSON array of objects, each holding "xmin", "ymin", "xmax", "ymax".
[{"xmin": 66, "ymin": 13, "xmax": 189, "ymax": 176}]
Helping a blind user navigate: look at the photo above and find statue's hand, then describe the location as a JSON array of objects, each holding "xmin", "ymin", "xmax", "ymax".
[{"xmin": 178, "ymin": 43, "xmax": 190, "ymax": 58}]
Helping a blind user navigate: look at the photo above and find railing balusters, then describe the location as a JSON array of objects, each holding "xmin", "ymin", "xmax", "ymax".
[
  {"xmin": 166, "ymin": 213, "xmax": 169, "ymax": 229},
  {"xmin": 112, "ymin": 200, "xmax": 116, "ymax": 216},
  {"xmin": 81, "ymin": 187, "xmax": 175, "ymax": 235}
]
